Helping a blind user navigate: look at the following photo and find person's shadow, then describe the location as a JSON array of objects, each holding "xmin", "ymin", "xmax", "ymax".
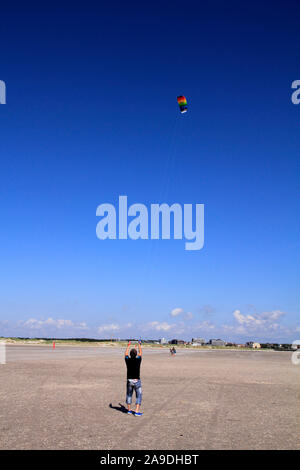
[{"xmin": 109, "ymin": 403, "xmax": 128, "ymax": 414}]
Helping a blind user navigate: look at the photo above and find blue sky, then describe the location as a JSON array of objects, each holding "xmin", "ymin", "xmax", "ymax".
[{"xmin": 0, "ymin": 1, "xmax": 299, "ymax": 342}]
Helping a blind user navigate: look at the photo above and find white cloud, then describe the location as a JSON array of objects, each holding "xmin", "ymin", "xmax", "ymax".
[
  {"xmin": 260, "ymin": 310, "xmax": 285, "ymax": 321},
  {"xmin": 194, "ymin": 321, "xmax": 216, "ymax": 331},
  {"xmin": 170, "ymin": 308, "xmax": 184, "ymax": 317},
  {"xmin": 146, "ymin": 321, "xmax": 175, "ymax": 332},
  {"xmin": 21, "ymin": 317, "xmax": 89, "ymax": 330},
  {"xmin": 97, "ymin": 323, "xmax": 120, "ymax": 333},
  {"xmin": 170, "ymin": 308, "xmax": 193, "ymax": 321},
  {"xmin": 233, "ymin": 310, "xmax": 285, "ymax": 329},
  {"xmin": 223, "ymin": 309, "xmax": 294, "ymax": 340}
]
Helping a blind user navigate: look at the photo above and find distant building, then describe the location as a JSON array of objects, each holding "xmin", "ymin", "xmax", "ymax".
[
  {"xmin": 160, "ymin": 338, "xmax": 168, "ymax": 344},
  {"xmin": 246, "ymin": 342, "xmax": 261, "ymax": 349},
  {"xmin": 209, "ymin": 339, "xmax": 226, "ymax": 347},
  {"xmin": 191, "ymin": 338, "xmax": 205, "ymax": 346},
  {"xmin": 170, "ymin": 339, "xmax": 185, "ymax": 345}
]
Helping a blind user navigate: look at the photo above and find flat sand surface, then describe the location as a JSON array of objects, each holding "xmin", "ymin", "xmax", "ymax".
[{"xmin": 0, "ymin": 345, "xmax": 299, "ymax": 450}]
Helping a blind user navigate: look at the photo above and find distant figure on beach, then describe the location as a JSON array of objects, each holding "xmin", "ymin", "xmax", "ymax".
[
  {"xmin": 124, "ymin": 340, "xmax": 143, "ymax": 416},
  {"xmin": 170, "ymin": 347, "xmax": 176, "ymax": 356}
]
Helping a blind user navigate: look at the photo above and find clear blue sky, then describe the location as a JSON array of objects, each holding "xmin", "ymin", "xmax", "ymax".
[{"xmin": 0, "ymin": 1, "xmax": 299, "ymax": 342}]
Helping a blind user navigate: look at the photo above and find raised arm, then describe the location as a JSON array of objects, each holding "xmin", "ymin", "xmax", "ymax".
[
  {"xmin": 138, "ymin": 340, "xmax": 142, "ymax": 357},
  {"xmin": 125, "ymin": 340, "xmax": 131, "ymax": 357}
]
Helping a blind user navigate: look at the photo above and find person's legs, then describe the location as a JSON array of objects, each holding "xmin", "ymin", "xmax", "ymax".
[
  {"xmin": 134, "ymin": 380, "xmax": 142, "ymax": 414},
  {"xmin": 126, "ymin": 380, "xmax": 134, "ymax": 412}
]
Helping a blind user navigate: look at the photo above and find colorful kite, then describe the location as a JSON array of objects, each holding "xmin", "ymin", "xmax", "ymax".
[{"xmin": 177, "ymin": 95, "xmax": 188, "ymax": 114}]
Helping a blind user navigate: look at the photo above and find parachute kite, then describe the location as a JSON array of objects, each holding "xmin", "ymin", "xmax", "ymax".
[{"xmin": 177, "ymin": 95, "xmax": 187, "ymax": 114}]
